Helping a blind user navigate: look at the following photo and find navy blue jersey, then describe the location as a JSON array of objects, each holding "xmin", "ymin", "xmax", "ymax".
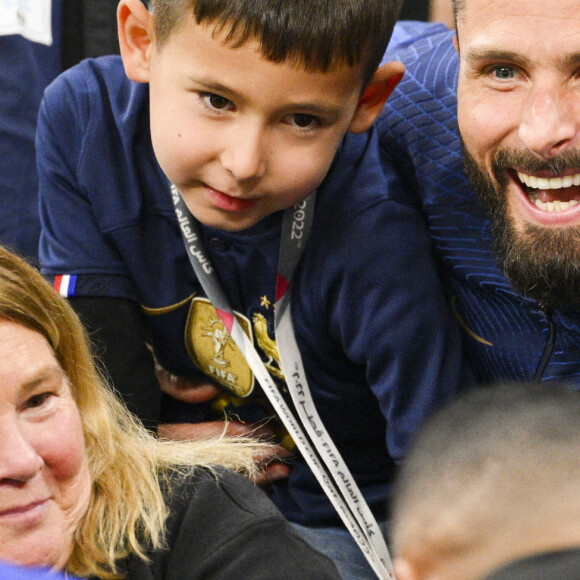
[
  {"xmin": 380, "ymin": 22, "xmax": 580, "ymax": 386},
  {"xmin": 37, "ymin": 52, "xmax": 470, "ymax": 524}
]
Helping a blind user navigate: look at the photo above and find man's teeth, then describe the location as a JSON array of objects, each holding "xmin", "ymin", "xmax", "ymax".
[
  {"xmin": 517, "ymin": 171, "xmax": 580, "ymax": 211},
  {"xmin": 517, "ymin": 171, "xmax": 580, "ymax": 190},
  {"xmin": 528, "ymin": 196, "xmax": 579, "ymax": 211}
]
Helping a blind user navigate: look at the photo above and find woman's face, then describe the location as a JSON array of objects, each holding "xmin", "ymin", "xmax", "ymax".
[{"xmin": 0, "ymin": 320, "xmax": 91, "ymax": 569}]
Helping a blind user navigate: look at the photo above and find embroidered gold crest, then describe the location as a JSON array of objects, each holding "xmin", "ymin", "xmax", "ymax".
[
  {"xmin": 252, "ymin": 312, "xmax": 284, "ymax": 380},
  {"xmin": 185, "ymin": 297, "xmax": 255, "ymax": 397}
]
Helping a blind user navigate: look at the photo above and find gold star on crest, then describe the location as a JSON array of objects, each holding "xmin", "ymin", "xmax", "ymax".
[{"xmin": 260, "ymin": 295, "xmax": 271, "ymax": 309}]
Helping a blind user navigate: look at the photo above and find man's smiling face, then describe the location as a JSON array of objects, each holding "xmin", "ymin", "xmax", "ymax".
[{"xmin": 456, "ymin": 0, "xmax": 580, "ymax": 307}]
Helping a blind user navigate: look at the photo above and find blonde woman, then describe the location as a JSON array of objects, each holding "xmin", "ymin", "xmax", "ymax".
[{"xmin": 0, "ymin": 246, "xmax": 339, "ymax": 579}]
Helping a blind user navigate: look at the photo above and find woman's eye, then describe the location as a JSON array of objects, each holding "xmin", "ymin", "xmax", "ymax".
[
  {"xmin": 202, "ymin": 93, "xmax": 233, "ymax": 111},
  {"xmin": 291, "ymin": 114, "xmax": 317, "ymax": 128},
  {"xmin": 25, "ymin": 393, "xmax": 52, "ymax": 409}
]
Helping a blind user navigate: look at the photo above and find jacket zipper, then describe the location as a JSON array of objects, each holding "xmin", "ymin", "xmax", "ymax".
[{"xmin": 534, "ymin": 308, "xmax": 555, "ymax": 380}]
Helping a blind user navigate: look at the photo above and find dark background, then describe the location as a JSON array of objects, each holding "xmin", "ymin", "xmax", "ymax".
[{"xmin": 399, "ymin": 0, "xmax": 430, "ymax": 21}]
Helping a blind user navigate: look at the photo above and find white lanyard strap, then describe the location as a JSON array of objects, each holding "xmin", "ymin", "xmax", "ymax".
[{"xmin": 171, "ymin": 183, "xmax": 394, "ymax": 578}]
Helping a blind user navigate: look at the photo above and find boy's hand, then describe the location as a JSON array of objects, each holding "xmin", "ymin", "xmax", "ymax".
[
  {"xmin": 251, "ymin": 448, "xmax": 293, "ymax": 488},
  {"xmin": 157, "ymin": 420, "xmax": 293, "ymax": 488},
  {"xmin": 155, "ymin": 364, "xmax": 221, "ymax": 403},
  {"xmin": 155, "ymin": 363, "xmax": 293, "ymax": 487}
]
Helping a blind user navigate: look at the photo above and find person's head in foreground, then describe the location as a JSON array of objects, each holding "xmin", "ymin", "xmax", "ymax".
[
  {"xmin": 0, "ymin": 246, "xmax": 266, "ymax": 578},
  {"xmin": 452, "ymin": 0, "xmax": 580, "ymax": 310},
  {"xmin": 117, "ymin": 0, "xmax": 404, "ymax": 232},
  {"xmin": 391, "ymin": 381, "xmax": 580, "ymax": 580}
]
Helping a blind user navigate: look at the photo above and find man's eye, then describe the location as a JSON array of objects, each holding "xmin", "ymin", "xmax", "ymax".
[
  {"xmin": 492, "ymin": 66, "xmax": 516, "ymax": 80},
  {"xmin": 202, "ymin": 93, "xmax": 232, "ymax": 111},
  {"xmin": 291, "ymin": 114, "xmax": 317, "ymax": 128}
]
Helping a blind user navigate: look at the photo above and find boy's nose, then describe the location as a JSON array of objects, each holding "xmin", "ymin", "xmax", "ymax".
[
  {"xmin": 221, "ymin": 123, "xmax": 268, "ymax": 181},
  {"xmin": 518, "ymin": 84, "xmax": 579, "ymax": 158},
  {"xmin": 0, "ymin": 422, "xmax": 43, "ymax": 482}
]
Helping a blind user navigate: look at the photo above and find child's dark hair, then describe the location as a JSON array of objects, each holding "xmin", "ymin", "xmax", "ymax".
[{"xmin": 152, "ymin": 0, "xmax": 403, "ymax": 88}]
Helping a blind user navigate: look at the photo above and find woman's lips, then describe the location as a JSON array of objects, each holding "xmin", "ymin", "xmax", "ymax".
[
  {"xmin": 0, "ymin": 500, "xmax": 48, "ymax": 519},
  {"xmin": 205, "ymin": 186, "xmax": 259, "ymax": 212}
]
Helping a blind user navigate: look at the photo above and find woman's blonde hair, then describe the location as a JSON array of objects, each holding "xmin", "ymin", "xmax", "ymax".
[{"xmin": 0, "ymin": 247, "xmax": 266, "ymax": 579}]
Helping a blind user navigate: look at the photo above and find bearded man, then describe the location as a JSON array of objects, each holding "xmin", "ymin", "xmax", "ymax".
[{"xmin": 381, "ymin": 0, "xmax": 580, "ymax": 385}]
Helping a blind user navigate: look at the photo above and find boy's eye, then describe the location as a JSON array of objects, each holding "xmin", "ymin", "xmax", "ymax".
[
  {"xmin": 290, "ymin": 113, "xmax": 317, "ymax": 128},
  {"xmin": 202, "ymin": 93, "xmax": 233, "ymax": 111}
]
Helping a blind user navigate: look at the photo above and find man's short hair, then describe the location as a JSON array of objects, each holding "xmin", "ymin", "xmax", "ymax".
[{"xmin": 151, "ymin": 0, "xmax": 403, "ymax": 87}]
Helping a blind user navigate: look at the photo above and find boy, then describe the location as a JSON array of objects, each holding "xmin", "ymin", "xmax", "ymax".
[
  {"xmin": 391, "ymin": 381, "xmax": 580, "ymax": 580},
  {"xmin": 36, "ymin": 1, "xmax": 470, "ymax": 576}
]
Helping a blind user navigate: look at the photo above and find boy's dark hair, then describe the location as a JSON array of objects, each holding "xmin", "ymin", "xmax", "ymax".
[{"xmin": 151, "ymin": 0, "xmax": 403, "ymax": 88}]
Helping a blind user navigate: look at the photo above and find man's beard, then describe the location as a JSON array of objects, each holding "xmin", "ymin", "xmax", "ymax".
[{"xmin": 462, "ymin": 143, "xmax": 580, "ymax": 310}]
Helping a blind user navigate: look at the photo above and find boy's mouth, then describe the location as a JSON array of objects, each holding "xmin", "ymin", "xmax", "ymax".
[
  {"xmin": 205, "ymin": 186, "xmax": 259, "ymax": 212},
  {"xmin": 516, "ymin": 170, "xmax": 580, "ymax": 212}
]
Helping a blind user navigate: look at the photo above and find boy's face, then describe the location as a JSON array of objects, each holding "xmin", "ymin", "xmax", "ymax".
[{"xmin": 146, "ymin": 17, "xmax": 367, "ymax": 231}]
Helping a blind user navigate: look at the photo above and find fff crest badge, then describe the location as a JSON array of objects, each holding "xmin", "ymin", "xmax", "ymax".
[{"xmin": 185, "ymin": 297, "xmax": 255, "ymax": 397}]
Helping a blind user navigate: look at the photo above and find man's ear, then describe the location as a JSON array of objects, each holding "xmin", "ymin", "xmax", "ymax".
[
  {"xmin": 394, "ymin": 557, "xmax": 422, "ymax": 580},
  {"xmin": 347, "ymin": 60, "xmax": 405, "ymax": 134},
  {"xmin": 118, "ymin": 0, "xmax": 154, "ymax": 83}
]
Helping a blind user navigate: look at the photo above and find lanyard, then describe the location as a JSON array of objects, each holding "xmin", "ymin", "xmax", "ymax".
[{"xmin": 171, "ymin": 183, "xmax": 394, "ymax": 579}]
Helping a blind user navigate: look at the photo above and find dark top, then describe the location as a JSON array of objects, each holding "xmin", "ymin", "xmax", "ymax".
[
  {"xmin": 482, "ymin": 549, "xmax": 580, "ymax": 580},
  {"xmin": 118, "ymin": 467, "xmax": 341, "ymax": 579},
  {"xmin": 0, "ymin": 0, "xmax": 62, "ymax": 259},
  {"xmin": 0, "ymin": 0, "xmax": 141, "ymax": 259}
]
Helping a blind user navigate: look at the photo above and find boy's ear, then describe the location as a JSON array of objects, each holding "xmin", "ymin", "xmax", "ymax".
[
  {"xmin": 347, "ymin": 60, "xmax": 405, "ymax": 134},
  {"xmin": 118, "ymin": 0, "xmax": 154, "ymax": 83}
]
